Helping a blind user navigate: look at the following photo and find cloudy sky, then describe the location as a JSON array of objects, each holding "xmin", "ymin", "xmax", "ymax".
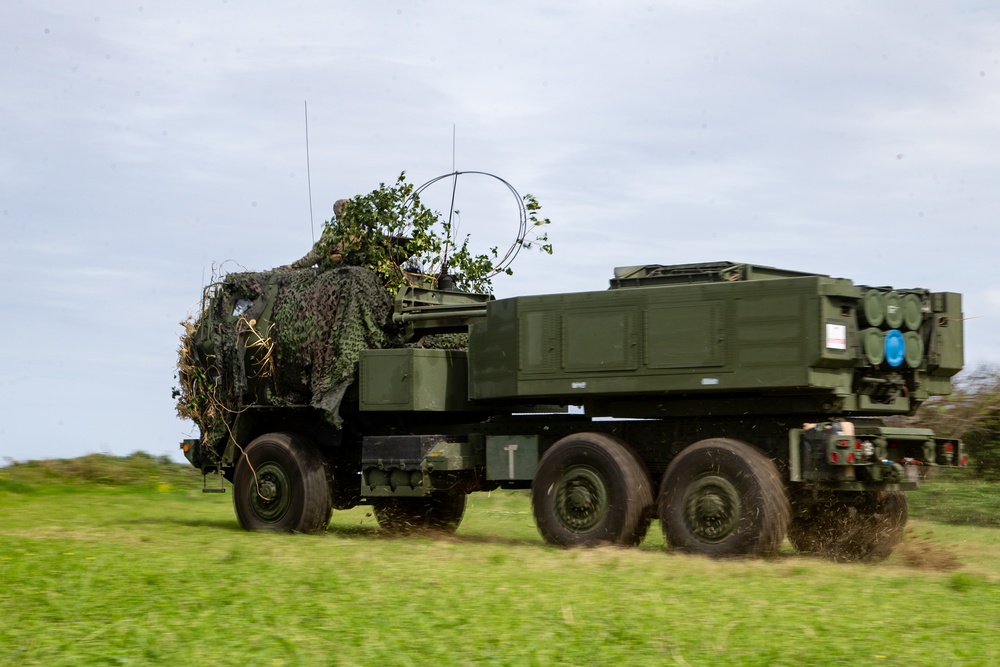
[{"xmin": 3, "ymin": 1, "xmax": 999, "ymax": 463}]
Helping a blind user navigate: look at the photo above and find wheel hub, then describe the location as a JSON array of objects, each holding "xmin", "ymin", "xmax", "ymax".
[
  {"xmin": 683, "ymin": 474, "xmax": 742, "ymax": 543},
  {"xmin": 555, "ymin": 465, "xmax": 609, "ymax": 532},
  {"xmin": 567, "ymin": 486, "xmax": 594, "ymax": 510},
  {"xmin": 258, "ymin": 479, "xmax": 278, "ymax": 500},
  {"xmin": 697, "ymin": 493, "xmax": 727, "ymax": 517},
  {"xmin": 249, "ymin": 462, "xmax": 291, "ymax": 523}
]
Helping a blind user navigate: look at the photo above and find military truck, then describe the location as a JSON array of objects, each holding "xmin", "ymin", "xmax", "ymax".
[{"xmin": 177, "ymin": 260, "xmax": 965, "ymax": 560}]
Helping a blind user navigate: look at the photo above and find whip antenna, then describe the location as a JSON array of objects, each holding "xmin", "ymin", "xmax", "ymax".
[
  {"xmin": 304, "ymin": 101, "xmax": 316, "ymax": 244},
  {"xmin": 442, "ymin": 125, "xmax": 459, "ymax": 270}
]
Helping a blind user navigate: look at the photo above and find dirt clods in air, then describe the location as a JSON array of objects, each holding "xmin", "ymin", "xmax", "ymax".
[{"xmin": 894, "ymin": 528, "xmax": 961, "ymax": 570}]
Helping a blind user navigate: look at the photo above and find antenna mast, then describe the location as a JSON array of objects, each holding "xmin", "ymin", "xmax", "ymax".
[
  {"xmin": 442, "ymin": 125, "xmax": 459, "ymax": 272},
  {"xmin": 304, "ymin": 101, "xmax": 316, "ymax": 244}
]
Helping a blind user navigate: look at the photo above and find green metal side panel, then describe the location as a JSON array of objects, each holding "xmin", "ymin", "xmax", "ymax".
[
  {"xmin": 732, "ymin": 288, "xmax": 811, "ymax": 367},
  {"xmin": 486, "ymin": 435, "xmax": 539, "ymax": 481},
  {"xmin": 360, "ymin": 348, "xmax": 472, "ymax": 411},
  {"xmin": 361, "ymin": 351, "xmax": 411, "ymax": 407},
  {"xmin": 467, "ymin": 297, "xmax": 519, "ymax": 398},
  {"xmin": 928, "ymin": 292, "xmax": 963, "ymax": 377},
  {"xmin": 469, "ymin": 276, "xmax": 846, "ymax": 401},
  {"xmin": 562, "ymin": 308, "xmax": 638, "ymax": 372},
  {"xmin": 644, "ymin": 301, "xmax": 724, "ymax": 369}
]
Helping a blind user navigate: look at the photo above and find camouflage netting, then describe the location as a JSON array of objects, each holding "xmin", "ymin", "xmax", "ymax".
[
  {"xmin": 408, "ymin": 333, "xmax": 469, "ymax": 349},
  {"xmin": 176, "ymin": 266, "xmax": 400, "ymax": 446}
]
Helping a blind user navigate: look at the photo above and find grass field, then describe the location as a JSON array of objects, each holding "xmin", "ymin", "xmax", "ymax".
[{"xmin": 1, "ymin": 455, "xmax": 998, "ymax": 666}]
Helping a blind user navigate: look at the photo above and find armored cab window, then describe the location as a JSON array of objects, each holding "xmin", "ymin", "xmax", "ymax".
[
  {"xmin": 232, "ymin": 299, "xmax": 253, "ymax": 318},
  {"xmin": 215, "ymin": 284, "xmax": 264, "ymax": 323}
]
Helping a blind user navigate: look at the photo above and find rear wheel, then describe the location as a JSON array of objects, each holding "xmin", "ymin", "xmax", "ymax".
[
  {"xmin": 532, "ymin": 433, "xmax": 653, "ymax": 547},
  {"xmin": 659, "ymin": 438, "xmax": 789, "ymax": 557},
  {"xmin": 788, "ymin": 490, "xmax": 907, "ymax": 562},
  {"xmin": 232, "ymin": 432, "xmax": 332, "ymax": 532},
  {"xmin": 372, "ymin": 491, "xmax": 467, "ymax": 534}
]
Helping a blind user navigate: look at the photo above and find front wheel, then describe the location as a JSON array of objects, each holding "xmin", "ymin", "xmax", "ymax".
[
  {"xmin": 232, "ymin": 432, "xmax": 332, "ymax": 532},
  {"xmin": 659, "ymin": 438, "xmax": 790, "ymax": 557},
  {"xmin": 532, "ymin": 433, "xmax": 653, "ymax": 548}
]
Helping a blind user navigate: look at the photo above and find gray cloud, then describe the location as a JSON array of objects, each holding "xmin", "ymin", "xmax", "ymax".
[{"xmin": 2, "ymin": 0, "xmax": 998, "ymax": 461}]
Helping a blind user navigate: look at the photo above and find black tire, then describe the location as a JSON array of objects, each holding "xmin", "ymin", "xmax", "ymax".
[
  {"xmin": 532, "ymin": 433, "xmax": 653, "ymax": 548},
  {"xmin": 372, "ymin": 491, "xmax": 467, "ymax": 534},
  {"xmin": 659, "ymin": 438, "xmax": 790, "ymax": 557},
  {"xmin": 232, "ymin": 432, "xmax": 332, "ymax": 532},
  {"xmin": 788, "ymin": 490, "xmax": 907, "ymax": 563},
  {"xmin": 786, "ymin": 495, "xmax": 829, "ymax": 555},
  {"xmin": 863, "ymin": 491, "xmax": 908, "ymax": 562}
]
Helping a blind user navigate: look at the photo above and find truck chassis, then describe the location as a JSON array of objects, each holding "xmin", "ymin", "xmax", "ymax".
[{"xmin": 180, "ymin": 261, "xmax": 966, "ymax": 561}]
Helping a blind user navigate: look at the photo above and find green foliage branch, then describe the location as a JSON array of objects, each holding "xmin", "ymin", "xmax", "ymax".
[{"xmin": 315, "ymin": 172, "xmax": 552, "ymax": 294}]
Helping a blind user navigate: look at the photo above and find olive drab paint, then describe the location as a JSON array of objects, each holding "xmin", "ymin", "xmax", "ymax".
[
  {"xmin": 466, "ymin": 261, "xmax": 962, "ymax": 418},
  {"xmin": 179, "ymin": 259, "xmax": 966, "ymax": 560}
]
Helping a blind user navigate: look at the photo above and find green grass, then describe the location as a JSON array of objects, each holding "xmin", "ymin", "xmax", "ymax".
[
  {"xmin": 2, "ymin": 457, "xmax": 999, "ymax": 666},
  {"xmin": 906, "ymin": 468, "xmax": 1000, "ymax": 527}
]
